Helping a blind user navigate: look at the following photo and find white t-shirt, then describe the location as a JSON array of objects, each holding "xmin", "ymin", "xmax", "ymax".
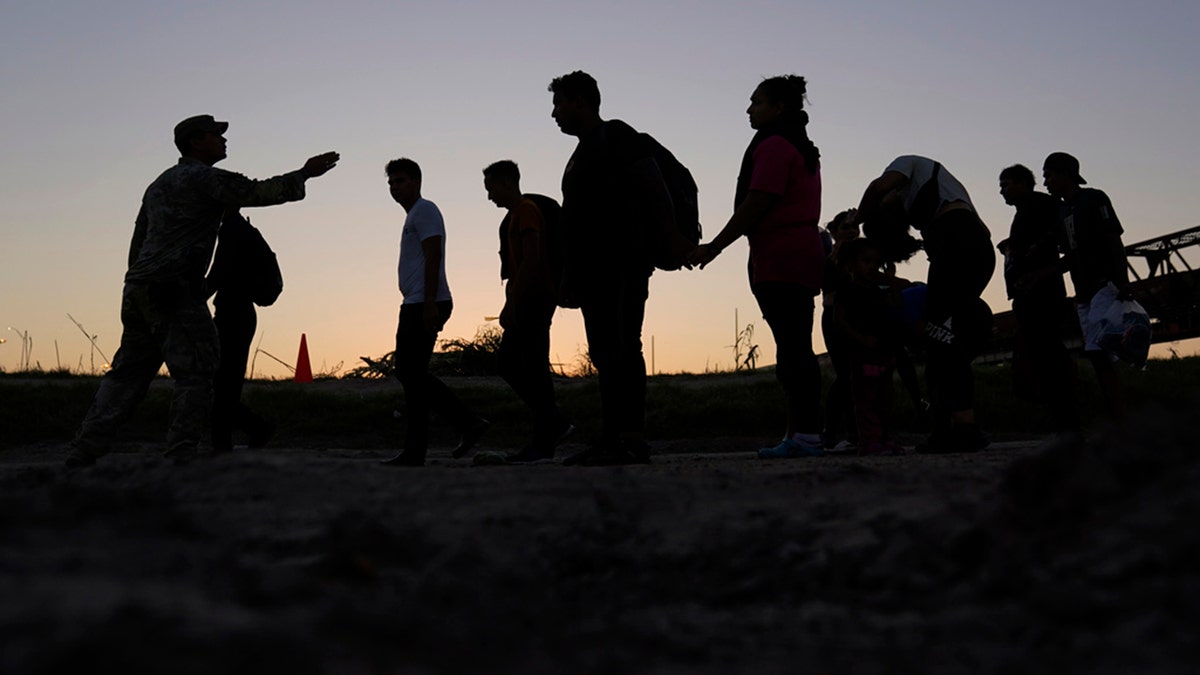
[
  {"xmin": 398, "ymin": 198, "xmax": 452, "ymax": 304},
  {"xmin": 884, "ymin": 155, "xmax": 975, "ymax": 222}
]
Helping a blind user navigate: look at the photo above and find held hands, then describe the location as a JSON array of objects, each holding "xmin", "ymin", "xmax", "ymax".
[
  {"xmin": 301, "ymin": 152, "xmax": 341, "ymax": 178},
  {"xmin": 688, "ymin": 243, "xmax": 720, "ymax": 269}
]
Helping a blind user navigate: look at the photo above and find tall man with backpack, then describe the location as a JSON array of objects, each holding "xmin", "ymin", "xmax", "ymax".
[
  {"xmin": 548, "ymin": 70, "xmax": 698, "ymax": 466},
  {"xmin": 483, "ymin": 160, "xmax": 574, "ymax": 463}
]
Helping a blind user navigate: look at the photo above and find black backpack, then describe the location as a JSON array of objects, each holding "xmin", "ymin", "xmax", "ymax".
[
  {"xmin": 637, "ymin": 132, "xmax": 701, "ymax": 271},
  {"xmin": 210, "ymin": 212, "xmax": 283, "ymax": 307},
  {"xmin": 498, "ymin": 193, "xmax": 573, "ymax": 307}
]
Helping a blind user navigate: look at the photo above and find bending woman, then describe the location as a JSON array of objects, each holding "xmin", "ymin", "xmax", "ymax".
[
  {"xmin": 690, "ymin": 75, "xmax": 825, "ymax": 458},
  {"xmin": 853, "ymin": 156, "xmax": 995, "ymax": 453}
]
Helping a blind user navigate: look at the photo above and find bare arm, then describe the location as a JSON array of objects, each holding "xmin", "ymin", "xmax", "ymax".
[
  {"xmin": 421, "ymin": 235, "xmax": 444, "ymax": 332},
  {"xmin": 688, "ymin": 190, "xmax": 778, "ymax": 268}
]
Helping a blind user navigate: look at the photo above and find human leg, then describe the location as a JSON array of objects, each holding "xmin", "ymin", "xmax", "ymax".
[
  {"xmin": 498, "ymin": 300, "xmax": 568, "ymax": 452},
  {"xmin": 754, "ymin": 282, "xmax": 822, "ymax": 438},
  {"xmin": 69, "ymin": 284, "xmax": 165, "ymax": 464}
]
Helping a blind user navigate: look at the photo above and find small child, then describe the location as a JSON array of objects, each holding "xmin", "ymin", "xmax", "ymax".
[{"xmin": 835, "ymin": 238, "xmax": 909, "ymax": 456}]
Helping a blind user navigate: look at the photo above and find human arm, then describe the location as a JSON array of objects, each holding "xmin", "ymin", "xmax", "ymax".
[
  {"xmin": 205, "ymin": 151, "xmax": 339, "ymax": 208},
  {"xmin": 127, "ymin": 205, "xmax": 148, "ymax": 269},
  {"xmin": 421, "ymin": 235, "xmax": 444, "ymax": 332},
  {"xmin": 500, "ymin": 203, "xmax": 547, "ymax": 328},
  {"xmin": 689, "ymin": 190, "xmax": 777, "ymax": 268}
]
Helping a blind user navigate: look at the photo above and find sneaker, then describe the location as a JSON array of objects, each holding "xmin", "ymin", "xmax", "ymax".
[
  {"xmin": 757, "ymin": 438, "xmax": 824, "ymax": 459},
  {"xmin": 505, "ymin": 446, "xmax": 556, "ymax": 465},
  {"xmin": 380, "ymin": 451, "xmax": 425, "ymax": 467},
  {"xmin": 830, "ymin": 440, "xmax": 857, "ymax": 454},
  {"xmin": 452, "ymin": 418, "xmax": 490, "ymax": 459}
]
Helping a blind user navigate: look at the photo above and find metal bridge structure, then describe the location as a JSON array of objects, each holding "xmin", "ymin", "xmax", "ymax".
[{"xmin": 980, "ymin": 224, "xmax": 1200, "ymax": 363}]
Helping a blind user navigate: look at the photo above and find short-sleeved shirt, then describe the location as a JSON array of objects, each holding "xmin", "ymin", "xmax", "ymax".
[
  {"xmin": 505, "ymin": 197, "xmax": 553, "ymax": 293},
  {"xmin": 1002, "ymin": 190, "xmax": 1067, "ymax": 300},
  {"xmin": 398, "ymin": 198, "xmax": 452, "ymax": 305},
  {"xmin": 745, "ymin": 135, "xmax": 823, "ymax": 290},
  {"xmin": 1058, "ymin": 187, "xmax": 1124, "ymax": 302},
  {"xmin": 884, "ymin": 155, "xmax": 975, "ymax": 229}
]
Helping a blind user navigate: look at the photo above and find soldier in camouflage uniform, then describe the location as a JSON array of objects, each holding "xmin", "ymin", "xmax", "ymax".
[{"xmin": 65, "ymin": 115, "xmax": 339, "ymax": 467}]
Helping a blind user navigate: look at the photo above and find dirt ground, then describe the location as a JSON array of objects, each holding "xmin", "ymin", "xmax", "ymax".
[{"xmin": 2, "ymin": 414, "xmax": 1197, "ymax": 674}]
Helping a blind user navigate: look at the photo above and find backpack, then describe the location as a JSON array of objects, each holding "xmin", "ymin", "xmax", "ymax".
[
  {"xmin": 636, "ymin": 132, "xmax": 701, "ymax": 271},
  {"xmin": 498, "ymin": 193, "xmax": 574, "ymax": 308},
  {"xmin": 211, "ymin": 212, "xmax": 283, "ymax": 307}
]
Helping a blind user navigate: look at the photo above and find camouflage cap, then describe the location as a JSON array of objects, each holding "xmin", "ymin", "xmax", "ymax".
[
  {"xmin": 173, "ymin": 115, "xmax": 229, "ymax": 144},
  {"xmin": 1043, "ymin": 152, "xmax": 1087, "ymax": 185}
]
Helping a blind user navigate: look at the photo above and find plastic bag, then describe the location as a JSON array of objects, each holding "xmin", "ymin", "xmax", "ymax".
[{"xmin": 1088, "ymin": 282, "xmax": 1151, "ymax": 367}]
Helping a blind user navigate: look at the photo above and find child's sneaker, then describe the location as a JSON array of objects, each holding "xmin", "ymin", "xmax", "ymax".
[{"xmin": 757, "ymin": 437, "xmax": 824, "ymax": 459}]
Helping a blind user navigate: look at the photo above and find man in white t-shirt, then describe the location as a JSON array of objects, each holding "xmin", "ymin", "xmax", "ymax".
[{"xmin": 381, "ymin": 158, "xmax": 488, "ymax": 467}]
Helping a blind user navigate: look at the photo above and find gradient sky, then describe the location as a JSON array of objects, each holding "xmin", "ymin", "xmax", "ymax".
[{"xmin": 3, "ymin": 0, "xmax": 1199, "ymax": 377}]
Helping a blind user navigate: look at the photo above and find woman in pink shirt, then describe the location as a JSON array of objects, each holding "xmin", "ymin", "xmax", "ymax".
[{"xmin": 691, "ymin": 75, "xmax": 825, "ymax": 458}]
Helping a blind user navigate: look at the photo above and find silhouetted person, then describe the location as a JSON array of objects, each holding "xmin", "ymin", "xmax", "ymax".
[
  {"xmin": 549, "ymin": 70, "xmax": 685, "ymax": 466},
  {"xmin": 691, "ymin": 75, "xmax": 825, "ymax": 459},
  {"xmin": 65, "ymin": 115, "xmax": 338, "ymax": 468},
  {"xmin": 835, "ymin": 238, "xmax": 909, "ymax": 456},
  {"xmin": 853, "ymin": 156, "xmax": 995, "ymax": 454},
  {"xmin": 205, "ymin": 209, "xmax": 278, "ymax": 453},
  {"xmin": 482, "ymin": 160, "xmax": 575, "ymax": 464},
  {"xmin": 382, "ymin": 158, "xmax": 488, "ymax": 467},
  {"xmin": 1042, "ymin": 152, "xmax": 1131, "ymax": 420},
  {"xmin": 821, "ymin": 209, "xmax": 860, "ymax": 450},
  {"xmin": 997, "ymin": 163, "xmax": 1080, "ymax": 437}
]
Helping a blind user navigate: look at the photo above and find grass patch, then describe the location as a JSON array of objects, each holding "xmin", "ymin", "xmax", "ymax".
[{"xmin": 3, "ymin": 356, "xmax": 1198, "ymax": 451}]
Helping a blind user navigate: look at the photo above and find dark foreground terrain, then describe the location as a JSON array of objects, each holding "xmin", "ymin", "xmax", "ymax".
[{"xmin": 2, "ymin": 397, "xmax": 1197, "ymax": 675}]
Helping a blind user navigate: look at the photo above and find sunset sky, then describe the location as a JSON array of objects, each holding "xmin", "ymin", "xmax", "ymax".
[{"xmin": 3, "ymin": 1, "xmax": 1198, "ymax": 377}]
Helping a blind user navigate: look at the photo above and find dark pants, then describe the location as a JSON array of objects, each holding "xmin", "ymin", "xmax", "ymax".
[
  {"xmin": 73, "ymin": 281, "xmax": 219, "ymax": 457},
  {"xmin": 1013, "ymin": 294, "xmax": 1079, "ymax": 431},
  {"xmin": 753, "ymin": 281, "xmax": 822, "ymax": 434},
  {"xmin": 394, "ymin": 301, "xmax": 476, "ymax": 456},
  {"xmin": 211, "ymin": 298, "xmax": 270, "ymax": 451},
  {"xmin": 821, "ymin": 308, "xmax": 856, "ymax": 442},
  {"xmin": 921, "ymin": 211, "xmax": 995, "ymax": 422},
  {"xmin": 498, "ymin": 298, "xmax": 565, "ymax": 446},
  {"xmin": 579, "ymin": 272, "xmax": 650, "ymax": 441}
]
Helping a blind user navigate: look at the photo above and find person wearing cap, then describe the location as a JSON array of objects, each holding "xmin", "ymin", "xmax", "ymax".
[
  {"xmin": 1042, "ymin": 151, "xmax": 1131, "ymax": 418},
  {"xmin": 852, "ymin": 156, "xmax": 995, "ymax": 454},
  {"xmin": 65, "ymin": 115, "xmax": 339, "ymax": 467}
]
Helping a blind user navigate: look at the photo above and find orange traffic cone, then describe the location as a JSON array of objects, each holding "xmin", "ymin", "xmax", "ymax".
[{"xmin": 294, "ymin": 333, "xmax": 314, "ymax": 383}]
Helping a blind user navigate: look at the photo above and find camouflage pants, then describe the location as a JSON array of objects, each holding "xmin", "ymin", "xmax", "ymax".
[{"xmin": 72, "ymin": 281, "xmax": 220, "ymax": 458}]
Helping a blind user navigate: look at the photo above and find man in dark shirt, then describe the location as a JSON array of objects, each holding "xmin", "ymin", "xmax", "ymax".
[
  {"xmin": 548, "ymin": 70, "xmax": 688, "ymax": 466},
  {"xmin": 1043, "ymin": 152, "xmax": 1131, "ymax": 418},
  {"xmin": 998, "ymin": 164, "xmax": 1079, "ymax": 436}
]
